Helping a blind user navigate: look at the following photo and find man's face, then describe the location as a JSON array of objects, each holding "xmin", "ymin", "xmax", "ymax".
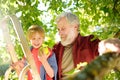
[{"xmin": 57, "ymin": 17, "xmax": 77, "ymax": 46}]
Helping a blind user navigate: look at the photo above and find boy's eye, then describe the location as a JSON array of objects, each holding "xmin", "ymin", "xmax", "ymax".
[{"xmin": 32, "ymin": 38, "xmax": 35, "ymax": 40}]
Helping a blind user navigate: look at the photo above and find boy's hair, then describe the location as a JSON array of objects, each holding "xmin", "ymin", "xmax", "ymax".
[{"xmin": 27, "ymin": 25, "xmax": 45, "ymax": 40}]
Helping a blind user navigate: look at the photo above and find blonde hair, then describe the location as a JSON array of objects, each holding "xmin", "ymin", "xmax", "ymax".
[{"xmin": 27, "ymin": 25, "xmax": 45, "ymax": 40}]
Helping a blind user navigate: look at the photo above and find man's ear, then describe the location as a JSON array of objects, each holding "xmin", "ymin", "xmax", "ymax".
[{"xmin": 74, "ymin": 24, "xmax": 78, "ymax": 30}]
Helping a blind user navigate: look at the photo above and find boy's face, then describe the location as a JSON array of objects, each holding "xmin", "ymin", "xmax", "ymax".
[{"xmin": 30, "ymin": 32, "xmax": 44, "ymax": 48}]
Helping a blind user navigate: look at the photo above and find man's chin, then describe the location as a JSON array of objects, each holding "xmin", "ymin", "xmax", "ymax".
[{"xmin": 61, "ymin": 41, "xmax": 71, "ymax": 46}]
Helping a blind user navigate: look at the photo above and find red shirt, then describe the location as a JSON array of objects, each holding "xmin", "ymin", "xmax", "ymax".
[
  {"xmin": 27, "ymin": 48, "xmax": 41, "ymax": 80},
  {"xmin": 27, "ymin": 48, "xmax": 53, "ymax": 80}
]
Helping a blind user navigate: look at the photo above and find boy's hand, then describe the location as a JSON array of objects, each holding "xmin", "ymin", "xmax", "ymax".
[
  {"xmin": 39, "ymin": 47, "xmax": 49, "ymax": 55},
  {"xmin": 11, "ymin": 60, "xmax": 24, "ymax": 75},
  {"xmin": 38, "ymin": 53, "xmax": 48, "ymax": 63}
]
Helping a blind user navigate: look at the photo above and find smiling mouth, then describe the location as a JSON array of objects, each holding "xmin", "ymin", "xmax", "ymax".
[{"xmin": 34, "ymin": 44, "xmax": 40, "ymax": 46}]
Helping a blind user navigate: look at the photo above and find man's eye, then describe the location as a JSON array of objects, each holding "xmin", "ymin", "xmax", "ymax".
[{"xmin": 39, "ymin": 38, "xmax": 41, "ymax": 40}]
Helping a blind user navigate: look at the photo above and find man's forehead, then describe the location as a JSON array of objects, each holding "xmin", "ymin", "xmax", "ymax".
[{"xmin": 57, "ymin": 17, "xmax": 67, "ymax": 23}]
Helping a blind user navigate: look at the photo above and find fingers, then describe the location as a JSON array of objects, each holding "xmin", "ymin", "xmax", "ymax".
[
  {"xmin": 39, "ymin": 50, "xmax": 43, "ymax": 56},
  {"xmin": 11, "ymin": 60, "xmax": 24, "ymax": 75},
  {"xmin": 38, "ymin": 54, "xmax": 48, "ymax": 63}
]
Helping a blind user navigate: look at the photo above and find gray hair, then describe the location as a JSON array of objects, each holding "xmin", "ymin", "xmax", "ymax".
[{"xmin": 56, "ymin": 12, "xmax": 80, "ymax": 27}]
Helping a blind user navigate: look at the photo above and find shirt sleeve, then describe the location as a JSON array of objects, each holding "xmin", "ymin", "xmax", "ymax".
[{"xmin": 47, "ymin": 53, "xmax": 58, "ymax": 80}]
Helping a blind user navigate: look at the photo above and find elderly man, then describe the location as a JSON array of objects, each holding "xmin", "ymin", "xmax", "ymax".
[{"xmin": 52, "ymin": 12, "xmax": 100, "ymax": 80}]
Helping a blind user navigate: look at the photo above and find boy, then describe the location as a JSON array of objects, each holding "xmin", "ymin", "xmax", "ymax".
[{"xmin": 11, "ymin": 25, "xmax": 57, "ymax": 80}]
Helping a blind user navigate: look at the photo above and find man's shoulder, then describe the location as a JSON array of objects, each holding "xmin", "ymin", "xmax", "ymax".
[
  {"xmin": 80, "ymin": 34, "xmax": 99, "ymax": 41},
  {"xmin": 52, "ymin": 42, "xmax": 64, "ymax": 56},
  {"xmin": 76, "ymin": 34, "xmax": 100, "ymax": 46},
  {"xmin": 54, "ymin": 42, "xmax": 63, "ymax": 47},
  {"xmin": 77, "ymin": 34, "xmax": 94, "ymax": 41}
]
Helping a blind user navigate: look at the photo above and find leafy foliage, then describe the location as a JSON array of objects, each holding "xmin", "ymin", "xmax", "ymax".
[
  {"xmin": 0, "ymin": 0, "xmax": 120, "ymax": 79},
  {"xmin": 103, "ymin": 70, "xmax": 120, "ymax": 80}
]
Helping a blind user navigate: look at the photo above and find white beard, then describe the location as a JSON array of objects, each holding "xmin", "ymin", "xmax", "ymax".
[{"xmin": 61, "ymin": 30, "xmax": 76, "ymax": 46}]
